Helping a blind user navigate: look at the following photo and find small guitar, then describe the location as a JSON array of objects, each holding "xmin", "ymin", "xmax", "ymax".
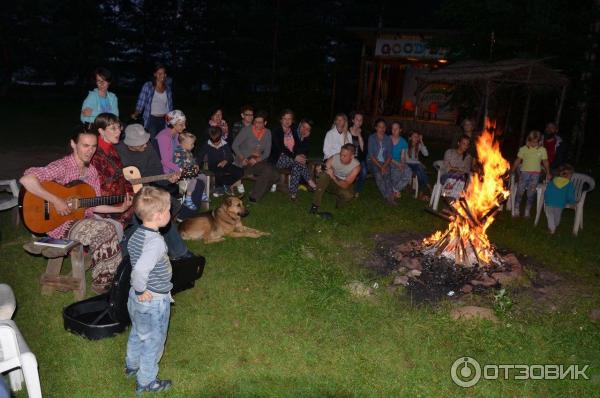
[
  {"xmin": 20, "ymin": 166, "xmax": 200, "ymax": 234},
  {"xmin": 122, "ymin": 165, "xmax": 198, "ymax": 192}
]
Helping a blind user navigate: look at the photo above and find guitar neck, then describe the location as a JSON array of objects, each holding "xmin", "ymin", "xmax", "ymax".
[
  {"xmin": 79, "ymin": 194, "xmax": 127, "ymax": 208},
  {"xmin": 128, "ymin": 173, "xmax": 174, "ymax": 185}
]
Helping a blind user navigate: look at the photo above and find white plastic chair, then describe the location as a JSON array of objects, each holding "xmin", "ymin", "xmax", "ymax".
[
  {"xmin": 0, "ymin": 284, "xmax": 16, "ymax": 321},
  {"xmin": 535, "ymin": 173, "xmax": 595, "ymax": 235},
  {"xmin": 429, "ymin": 160, "xmax": 444, "ymax": 210},
  {"xmin": 0, "ymin": 179, "xmax": 19, "ymax": 211},
  {"xmin": 412, "ymin": 174, "xmax": 419, "ymax": 199},
  {"xmin": 509, "ymin": 169, "xmax": 546, "ymax": 217},
  {"xmin": 0, "ymin": 320, "xmax": 42, "ymax": 398}
]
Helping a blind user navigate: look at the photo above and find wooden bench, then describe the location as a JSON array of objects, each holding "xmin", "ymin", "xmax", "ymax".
[{"xmin": 23, "ymin": 241, "xmax": 90, "ymax": 300}]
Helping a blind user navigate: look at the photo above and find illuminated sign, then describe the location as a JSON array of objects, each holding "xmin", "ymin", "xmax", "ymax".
[{"xmin": 375, "ymin": 38, "xmax": 447, "ymax": 60}]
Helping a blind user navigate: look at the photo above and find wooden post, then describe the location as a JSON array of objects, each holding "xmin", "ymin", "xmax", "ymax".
[
  {"xmin": 356, "ymin": 44, "xmax": 366, "ymax": 109},
  {"xmin": 70, "ymin": 244, "xmax": 86, "ymax": 301},
  {"xmin": 414, "ymin": 81, "xmax": 424, "ymax": 120},
  {"xmin": 519, "ymin": 88, "xmax": 532, "ymax": 145},
  {"xmin": 519, "ymin": 63, "xmax": 534, "ymax": 145},
  {"xmin": 372, "ymin": 62, "xmax": 383, "ymax": 117},
  {"xmin": 554, "ymin": 84, "xmax": 567, "ymax": 126},
  {"xmin": 503, "ymin": 87, "xmax": 515, "ymax": 135}
]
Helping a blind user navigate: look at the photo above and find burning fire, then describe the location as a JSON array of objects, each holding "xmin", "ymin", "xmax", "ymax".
[{"xmin": 423, "ymin": 118, "xmax": 510, "ymax": 267}]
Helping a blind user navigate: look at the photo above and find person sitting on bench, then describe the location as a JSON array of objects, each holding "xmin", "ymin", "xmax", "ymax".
[
  {"xmin": 232, "ymin": 111, "xmax": 279, "ymax": 203},
  {"xmin": 269, "ymin": 109, "xmax": 317, "ymax": 201},
  {"xmin": 20, "ymin": 126, "xmax": 132, "ymax": 293}
]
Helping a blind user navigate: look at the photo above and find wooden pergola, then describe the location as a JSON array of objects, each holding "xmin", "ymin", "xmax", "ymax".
[{"xmin": 415, "ymin": 58, "xmax": 569, "ymax": 142}]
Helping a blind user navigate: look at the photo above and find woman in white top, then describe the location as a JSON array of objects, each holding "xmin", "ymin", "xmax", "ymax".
[
  {"xmin": 322, "ymin": 113, "xmax": 352, "ymax": 160},
  {"xmin": 132, "ymin": 64, "xmax": 174, "ymax": 139}
]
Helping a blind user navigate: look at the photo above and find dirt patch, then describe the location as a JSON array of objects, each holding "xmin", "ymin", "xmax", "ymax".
[
  {"xmin": 361, "ymin": 232, "xmax": 595, "ymax": 313},
  {"xmin": 0, "ymin": 146, "xmax": 68, "ymax": 180}
]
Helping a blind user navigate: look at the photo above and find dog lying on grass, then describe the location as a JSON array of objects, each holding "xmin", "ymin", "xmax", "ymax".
[{"xmin": 178, "ymin": 196, "xmax": 269, "ymax": 243}]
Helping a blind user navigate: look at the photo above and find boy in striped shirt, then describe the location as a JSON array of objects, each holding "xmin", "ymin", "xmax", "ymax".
[{"xmin": 125, "ymin": 186, "xmax": 174, "ymax": 394}]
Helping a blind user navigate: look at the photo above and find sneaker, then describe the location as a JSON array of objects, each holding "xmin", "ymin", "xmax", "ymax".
[
  {"xmin": 512, "ymin": 208, "xmax": 520, "ymax": 218},
  {"xmin": 201, "ymin": 191, "xmax": 209, "ymax": 202},
  {"xmin": 125, "ymin": 367, "xmax": 137, "ymax": 378},
  {"xmin": 270, "ymin": 184, "xmax": 277, "ymax": 192},
  {"xmin": 290, "ymin": 194, "xmax": 297, "ymax": 201},
  {"xmin": 183, "ymin": 196, "xmax": 198, "ymax": 211},
  {"xmin": 524, "ymin": 207, "xmax": 531, "ymax": 218},
  {"xmin": 212, "ymin": 187, "xmax": 225, "ymax": 197},
  {"xmin": 309, "ymin": 204, "xmax": 319, "ymax": 214},
  {"xmin": 237, "ymin": 184, "xmax": 245, "ymax": 194},
  {"xmin": 135, "ymin": 379, "xmax": 172, "ymax": 395}
]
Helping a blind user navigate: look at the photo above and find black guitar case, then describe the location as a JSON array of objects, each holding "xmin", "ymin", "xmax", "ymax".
[{"xmin": 63, "ymin": 254, "xmax": 205, "ymax": 340}]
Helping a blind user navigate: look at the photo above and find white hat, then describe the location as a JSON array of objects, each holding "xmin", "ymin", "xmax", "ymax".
[{"xmin": 123, "ymin": 124, "xmax": 151, "ymax": 146}]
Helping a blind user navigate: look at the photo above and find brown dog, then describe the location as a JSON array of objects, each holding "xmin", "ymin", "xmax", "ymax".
[{"xmin": 178, "ymin": 196, "xmax": 269, "ymax": 243}]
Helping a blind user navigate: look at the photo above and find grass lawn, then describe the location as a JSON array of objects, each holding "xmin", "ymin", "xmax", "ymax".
[{"xmin": 1, "ymin": 96, "xmax": 599, "ymax": 396}]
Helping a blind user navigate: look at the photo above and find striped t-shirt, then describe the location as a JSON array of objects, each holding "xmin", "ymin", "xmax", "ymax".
[{"xmin": 128, "ymin": 225, "xmax": 173, "ymax": 295}]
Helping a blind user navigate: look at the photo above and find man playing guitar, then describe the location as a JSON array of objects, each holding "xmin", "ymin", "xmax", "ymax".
[{"xmin": 20, "ymin": 126, "xmax": 132, "ymax": 294}]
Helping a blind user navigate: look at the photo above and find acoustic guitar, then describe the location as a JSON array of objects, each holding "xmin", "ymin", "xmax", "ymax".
[{"xmin": 20, "ymin": 166, "xmax": 199, "ymax": 234}]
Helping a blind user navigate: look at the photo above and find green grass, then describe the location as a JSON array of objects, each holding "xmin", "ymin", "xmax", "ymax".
[
  {"xmin": 1, "ymin": 97, "xmax": 600, "ymax": 396},
  {"xmin": 1, "ymin": 183, "xmax": 600, "ymax": 397}
]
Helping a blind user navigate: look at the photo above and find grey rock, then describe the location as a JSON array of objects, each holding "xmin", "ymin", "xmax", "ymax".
[
  {"xmin": 589, "ymin": 308, "xmax": 600, "ymax": 322},
  {"xmin": 345, "ymin": 281, "xmax": 373, "ymax": 297}
]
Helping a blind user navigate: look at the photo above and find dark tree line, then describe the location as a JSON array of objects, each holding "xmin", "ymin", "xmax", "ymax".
[{"xmin": 1, "ymin": 0, "xmax": 598, "ymax": 162}]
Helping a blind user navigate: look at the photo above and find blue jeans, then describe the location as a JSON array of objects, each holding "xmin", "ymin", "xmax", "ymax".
[
  {"xmin": 390, "ymin": 164, "xmax": 412, "ymax": 192},
  {"xmin": 354, "ymin": 160, "xmax": 368, "ymax": 193},
  {"xmin": 125, "ymin": 288, "xmax": 171, "ymax": 387},
  {"xmin": 368, "ymin": 161, "xmax": 393, "ymax": 199},
  {"xmin": 407, "ymin": 163, "xmax": 428, "ymax": 189}
]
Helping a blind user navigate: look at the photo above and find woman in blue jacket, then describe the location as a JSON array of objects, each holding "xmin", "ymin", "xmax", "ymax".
[{"xmin": 80, "ymin": 67, "xmax": 119, "ymax": 124}]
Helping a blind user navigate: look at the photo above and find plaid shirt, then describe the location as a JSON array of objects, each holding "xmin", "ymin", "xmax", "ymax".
[
  {"xmin": 135, "ymin": 81, "xmax": 174, "ymax": 129},
  {"xmin": 24, "ymin": 154, "xmax": 101, "ymax": 238}
]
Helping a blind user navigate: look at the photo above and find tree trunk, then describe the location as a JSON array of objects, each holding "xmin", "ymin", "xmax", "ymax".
[
  {"xmin": 269, "ymin": 0, "xmax": 280, "ymax": 116},
  {"xmin": 571, "ymin": 0, "xmax": 600, "ymax": 163}
]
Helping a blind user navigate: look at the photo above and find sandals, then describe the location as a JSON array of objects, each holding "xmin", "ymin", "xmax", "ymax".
[
  {"xmin": 136, "ymin": 379, "xmax": 172, "ymax": 395},
  {"xmin": 183, "ymin": 197, "xmax": 198, "ymax": 211}
]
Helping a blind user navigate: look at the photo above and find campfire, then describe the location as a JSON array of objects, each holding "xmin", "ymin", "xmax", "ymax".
[{"xmin": 422, "ymin": 118, "xmax": 510, "ymax": 267}]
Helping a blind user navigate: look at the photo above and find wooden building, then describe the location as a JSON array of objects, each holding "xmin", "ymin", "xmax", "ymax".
[{"xmin": 352, "ymin": 28, "xmax": 457, "ymax": 137}]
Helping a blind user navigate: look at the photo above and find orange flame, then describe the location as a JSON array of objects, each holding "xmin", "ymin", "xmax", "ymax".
[{"xmin": 423, "ymin": 118, "xmax": 509, "ymax": 266}]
